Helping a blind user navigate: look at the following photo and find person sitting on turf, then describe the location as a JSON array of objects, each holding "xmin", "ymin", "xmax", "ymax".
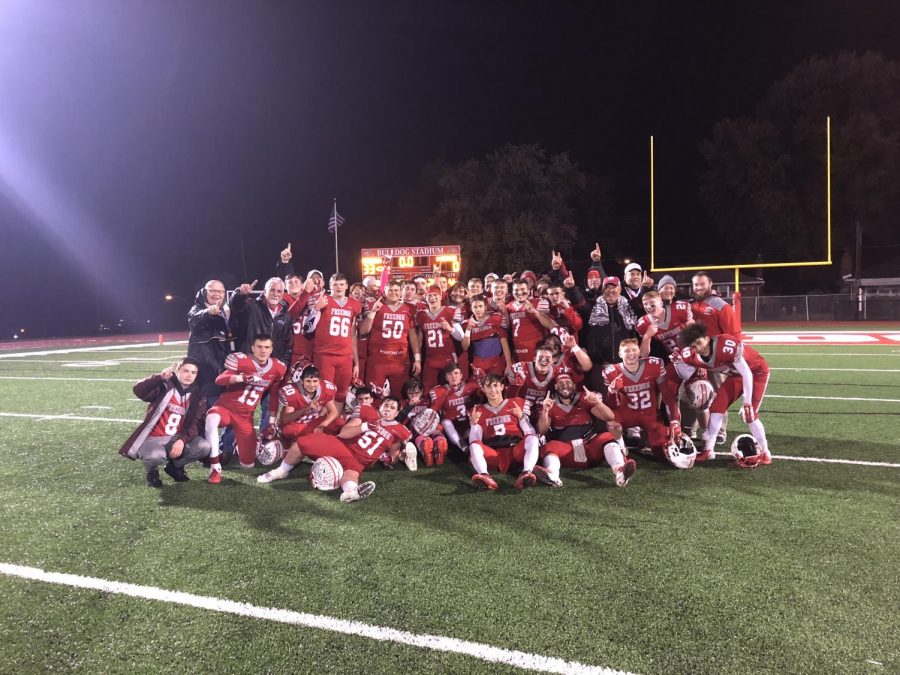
[{"xmin": 118, "ymin": 358, "xmax": 211, "ymax": 488}]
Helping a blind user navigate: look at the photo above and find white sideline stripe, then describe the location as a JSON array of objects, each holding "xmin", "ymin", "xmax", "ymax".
[
  {"xmin": 0, "ymin": 358, "xmax": 178, "ymax": 364},
  {"xmin": 756, "ymin": 352, "xmax": 899, "ymax": 357},
  {"xmin": 766, "ymin": 394, "xmax": 900, "ymax": 403},
  {"xmin": 0, "ymin": 377, "xmax": 134, "ymax": 382},
  {"xmin": 0, "ymin": 563, "xmax": 629, "ymax": 675},
  {"xmin": 770, "ymin": 367, "xmax": 900, "ymax": 373},
  {"xmin": 0, "ymin": 340, "xmax": 188, "ymax": 359},
  {"xmin": 0, "ymin": 412, "xmax": 140, "ymax": 423},
  {"xmin": 769, "ymin": 455, "xmax": 900, "ymax": 468}
]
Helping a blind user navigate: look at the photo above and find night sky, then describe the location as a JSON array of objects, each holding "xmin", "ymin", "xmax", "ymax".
[{"xmin": 1, "ymin": 0, "xmax": 898, "ymax": 337}]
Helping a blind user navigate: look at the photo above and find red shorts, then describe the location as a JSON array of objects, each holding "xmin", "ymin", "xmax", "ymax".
[
  {"xmin": 207, "ymin": 405, "xmax": 257, "ymax": 465},
  {"xmin": 471, "ymin": 355, "xmax": 505, "ymax": 378},
  {"xmin": 422, "ymin": 355, "xmax": 456, "ymax": 393},
  {"xmin": 710, "ymin": 370, "xmax": 770, "ymax": 415},
  {"xmin": 314, "ymin": 353, "xmax": 353, "ymax": 401},
  {"xmin": 365, "ymin": 357, "xmax": 409, "ymax": 400},
  {"xmin": 294, "ymin": 434, "xmax": 367, "ymax": 474},
  {"xmin": 470, "ymin": 439, "xmax": 526, "ymax": 474},
  {"xmin": 541, "ymin": 433, "xmax": 617, "ymax": 469},
  {"xmin": 613, "ymin": 409, "xmax": 668, "ymax": 449},
  {"xmin": 280, "ymin": 420, "xmax": 317, "ymax": 444}
]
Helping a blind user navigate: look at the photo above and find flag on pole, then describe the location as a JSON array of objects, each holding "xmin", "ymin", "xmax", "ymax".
[{"xmin": 327, "ymin": 201, "xmax": 345, "ymax": 233}]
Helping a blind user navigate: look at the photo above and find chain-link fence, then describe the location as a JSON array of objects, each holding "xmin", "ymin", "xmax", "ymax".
[{"xmin": 737, "ymin": 294, "xmax": 900, "ymax": 322}]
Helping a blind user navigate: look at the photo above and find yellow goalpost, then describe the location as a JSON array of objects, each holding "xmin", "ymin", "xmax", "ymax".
[{"xmin": 649, "ymin": 117, "xmax": 833, "ymax": 327}]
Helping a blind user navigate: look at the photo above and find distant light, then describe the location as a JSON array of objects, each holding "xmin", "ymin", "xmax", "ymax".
[
  {"xmin": 623, "ymin": 258, "xmax": 631, "ymax": 264},
  {"xmin": 146, "ymin": 319, "xmax": 151, "ymax": 323},
  {"xmin": 12, "ymin": 335, "xmax": 18, "ymax": 339},
  {"xmin": 19, "ymin": 328, "xmax": 25, "ymax": 332}
]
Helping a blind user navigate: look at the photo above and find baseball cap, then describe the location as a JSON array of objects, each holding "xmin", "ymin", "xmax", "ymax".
[
  {"xmin": 521, "ymin": 270, "xmax": 537, "ymax": 282},
  {"xmin": 586, "ymin": 269, "xmax": 602, "ymax": 279},
  {"xmin": 602, "ymin": 276, "xmax": 621, "ymax": 288},
  {"xmin": 362, "ymin": 276, "xmax": 377, "ymax": 288},
  {"xmin": 624, "ymin": 262, "xmax": 642, "ymax": 275}
]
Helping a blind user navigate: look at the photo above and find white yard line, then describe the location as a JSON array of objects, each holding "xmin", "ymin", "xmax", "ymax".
[
  {"xmin": 0, "ymin": 563, "xmax": 628, "ymax": 675},
  {"xmin": 756, "ymin": 352, "xmax": 899, "ymax": 357},
  {"xmin": 0, "ymin": 412, "xmax": 141, "ymax": 423},
  {"xmin": 0, "ymin": 377, "xmax": 134, "ymax": 382},
  {"xmin": 0, "ymin": 341, "xmax": 188, "ymax": 359},
  {"xmin": 766, "ymin": 394, "xmax": 900, "ymax": 403},
  {"xmin": 769, "ymin": 367, "xmax": 900, "ymax": 373}
]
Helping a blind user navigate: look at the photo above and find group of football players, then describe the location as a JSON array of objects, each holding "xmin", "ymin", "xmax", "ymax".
[{"xmin": 124, "ymin": 243, "xmax": 773, "ymax": 501}]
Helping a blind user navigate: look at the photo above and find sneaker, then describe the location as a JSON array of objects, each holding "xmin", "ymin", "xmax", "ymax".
[
  {"xmin": 716, "ymin": 429, "xmax": 727, "ymax": 445},
  {"xmin": 417, "ymin": 437, "xmax": 434, "ymax": 467},
  {"xmin": 433, "ymin": 436, "xmax": 448, "ymax": 464},
  {"xmin": 533, "ymin": 465, "xmax": 563, "ymax": 488},
  {"xmin": 401, "ymin": 445, "xmax": 418, "ymax": 472},
  {"xmin": 695, "ymin": 448, "xmax": 716, "ymax": 463},
  {"xmin": 472, "ymin": 473, "xmax": 499, "ymax": 491},
  {"xmin": 164, "ymin": 462, "xmax": 189, "ymax": 482},
  {"xmin": 514, "ymin": 471, "xmax": 537, "ymax": 491},
  {"xmin": 257, "ymin": 466, "xmax": 290, "ymax": 483},
  {"xmin": 339, "ymin": 481, "xmax": 376, "ymax": 502},
  {"xmin": 146, "ymin": 469, "xmax": 163, "ymax": 488},
  {"xmin": 759, "ymin": 450, "xmax": 773, "ymax": 465},
  {"xmin": 614, "ymin": 459, "xmax": 637, "ymax": 488},
  {"xmin": 208, "ymin": 468, "xmax": 222, "ymax": 484}
]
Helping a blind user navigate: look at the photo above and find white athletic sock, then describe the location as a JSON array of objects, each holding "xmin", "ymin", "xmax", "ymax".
[
  {"xmin": 748, "ymin": 419, "xmax": 769, "ymax": 453},
  {"xmin": 205, "ymin": 414, "xmax": 222, "ymax": 459},
  {"xmin": 522, "ymin": 436, "xmax": 539, "ymax": 472},
  {"xmin": 442, "ymin": 419, "xmax": 462, "ymax": 448},
  {"xmin": 278, "ymin": 460, "xmax": 296, "ymax": 473},
  {"xmin": 469, "ymin": 442, "xmax": 489, "ymax": 474},
  {"xmin": 705, "ymin": 413, "xmax": 725, "ymax": 451},
  {"xmin": 543, "ymin": 454, "xmax": 561, "ymax": 480},
  {"xmin": 603, "ymin": 442, "xmax": 625, "ymax": 470}
]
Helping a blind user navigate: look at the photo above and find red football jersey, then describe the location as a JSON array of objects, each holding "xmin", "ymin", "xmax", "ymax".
[
  {"xmin": 506, "ymin": 361, "xmax": 556, "ymax": 408},
  {"xmin": 347, "ymin": 405, "xmax": 412, "ymax": 465},
  {"xmin": 416, "ymin": 306, "xmax": 457, "ymax": 360},
  {"xmin": 636, "ymin": 300, "xmax": 694, "ymax": 355},
  {"xmin": 678, "ymin": 334, "xmax": 768, "ymax": 377},
  {"xmin": 278, "ymin": 379, "xmax": 338, "ymax": 425},
  {"xmin": 506, "ymin": 298, "xmax": 550, "ymax": 355},
  {"xmin": 429, "ymin": 381, "xmax": 480, "ymax": 421},
  {"xmin": 471, "ymin": 397, "xmax": 533, "ymax": 443},
  {"xmin": 287, "ymin": 291, "xmax": 317, "ymax": 364},
  {"xmin": 691, "ymin": 295, "xmax": 737, "ymax": 336},
  {"xmin": 217, "ymin": 353, "xmax": 287, "ymax": 416},
  {"xmin": 315, "ymin": 296, "xmax": 362, "ymax": 357},
  {"xmin": 149, "ymin": 389, "xmax": 194, "ymax": 437},
  {"xmin": 552, "ymin": 351, "xmax": 586, "ymax": 388},
  {"xmin": 546, "ymin": 394, "xmax": 595, "ymax": 430},
  {"xmin": 548, "ymin": 305, "xmax": 583, "ymax": 344},
  {"xmin": 368, "ymin": 302, "xmax": 415, "ymax": 359},
  {"xmin": 601, "ymin": 357, "xmax": 667, "ymax": 416},
  {"xmin": 468, "ymin": 314, "xmax": 507, "ymax": 357}
]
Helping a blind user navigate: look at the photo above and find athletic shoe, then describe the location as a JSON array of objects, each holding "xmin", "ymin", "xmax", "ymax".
[
  {"xmin": 434, "ymin": 436, "xmax": 448, "ymax": 465},
  {"xmin": 339, "ymin": 481, "xmax": 376, "ymax": 502},
  {"xmin": 533, "ymin": 465, "xmax": 563, "ymax": 488},
  {"xmin": 208, "ymin": 468, "xmax": 222, "ymax": 484},
  {"xmin": 164, "ymin": 462, "xmax": 189, "ymax": 482},
  {"xmin": 614, "ymin": 459, "xmax": 637, "ymax": 488},
  {"xmin": 472, "ymin": 473, "xmax": 499, "ymax": 491},
  {"xmin": 759, "ymin": 450, "xmax": 773, "ymax": 465},
  {"xmin": 514, "ymin": 471, "xmax": 537, "ymax": 491},
  {"xmin": 716, "ymin": 430, "xmax": 727, "ymax": 445},
  {"xmin": 695, "ymin": 448, "xmax": 716, "ymax": 463},
  {"xmin": 257, "ymin": 466, "xmax": 290, "ymax": 483},
  {"xmin": 146, "ymin": 469, "xmax": 163, "ymax": 489},
  {"xmin": 418, "ymin": 437, "xmax": 434, "ymax": 467},
  {"xmin": 401, "ymin": 445, "xmax": 418, "ymax": 472}
]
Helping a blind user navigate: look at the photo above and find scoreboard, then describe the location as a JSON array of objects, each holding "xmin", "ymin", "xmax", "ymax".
[{"xmin": 360, "ymin": 245, "xmax": 461, "ymax": 281}]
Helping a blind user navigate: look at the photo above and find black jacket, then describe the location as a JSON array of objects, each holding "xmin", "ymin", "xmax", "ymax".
[
  {"xmin": 187, "ymin": 288, "xmax": 234, "ymax": 397},
  {"xmin": 230, "ymin": 290, "xmax": 293, "ymax": 364}
]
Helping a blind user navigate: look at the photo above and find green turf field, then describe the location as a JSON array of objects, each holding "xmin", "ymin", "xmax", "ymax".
[{"xmin": 0, "ymin": 340, "xmax": 898, "ymax": 674}]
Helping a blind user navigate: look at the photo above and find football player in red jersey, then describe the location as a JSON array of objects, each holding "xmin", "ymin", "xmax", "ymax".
[
  {"xmin": 543, "ymin": 333, "xmax": 592, "ymax": 389},
  {"xmin": 602, "ymin": 338, "xmax": 683, "ymax": 468},
  {"xmin": 505, "ymin": 344, "xmax": 556, "ymax": 415},
  {"xmin": 460, "ymin": 294, "xmax": 512, "ymax": 377},
  {"xmin": 204, "ymin": 334, "xmax": 288, "ymax": 482},
  {"xmin": 506, "ymin": 279, "xmax": 554, "ymax": 363},
  {"xmin": 257, "ymin": 397, "xmax": 412, "ymax": 502},
  {"xmin": 637, "ymin": 291, "xmax": 694, "ymax": 359},
  {"xmin": 535, "ymin": 371, "xmax": 635, "ymax": 488},
  {"xmin": 691, "ymin": 271, "xmax": 738, "ymax": 337},
  {"xmin": 286, "ymin": 269, "xmax": 324, "ymax": 370},
  {"xmin": 415, "ymin": 285, "xmax": 459, "ymax": 393},
  {"xmin": 359, "ymin": 279, "xmax": 422, "ymax": 398},
  {"xmin": 398, "ymin": 379, "xmax": 447, "ymax": 467},
  {"xmin": 676, "ymin": 324, "xmax": 772, "ymax": 465},
  {"xmin": 429, "ymin": 362, "xmax": 480, "ymax": 453},
  {"xmin": 546, "ymin": 282, "xmax": 584, "ymax": 345},
  {"xmin": 278, "ymin": 365, "xmax": 341, "ymax": 442},
  {"xmin": 312, "ymin": 273, "xmax": 362, "ymax": 402},
  {"xmin": 467, "ymin": 373, "xmax": 540, "ymax": 491}
]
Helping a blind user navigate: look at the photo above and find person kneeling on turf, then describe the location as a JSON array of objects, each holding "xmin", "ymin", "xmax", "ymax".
[
  {"xmin": 257, "ymin": 397, "xmax": 411, "ymax": 502},
  {"xmin": 118, "ymin": 358, "xmax": 211, "ymax": 488}
]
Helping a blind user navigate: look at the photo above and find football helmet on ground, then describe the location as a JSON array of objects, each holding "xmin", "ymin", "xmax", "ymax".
[
  {"xmin": 309, "ymin": 456, "xmax": 344, "ymax": 490},
  {"xmin": 664, "ymin": 435, "xmax": 697, "ymax": 470}
]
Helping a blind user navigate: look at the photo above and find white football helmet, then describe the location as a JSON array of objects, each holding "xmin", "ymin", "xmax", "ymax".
[
  {"xmin": 681, "ymin": 379, "xmax": 716, "ymax": 411},
  {"xmin": 256, "ymin": 439, "xmax": 284, "ymax": 467},
  {"xmin": 308, "ymin": 456, "xmax": 344, "ymax": 491},
  {"xmin": 411, "ymin": 407, "xmax": 440, "ymax": 436},
  {"xmin": 664, "ymin": 435, "xmax": 697, "ymax": 470},
  {"xmin": 730, "ymin": 434, "xmax": 763, "ymax": 468}
]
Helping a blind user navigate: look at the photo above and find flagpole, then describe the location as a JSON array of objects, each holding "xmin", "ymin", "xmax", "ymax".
[{"xmin": 333, "ymin": 197, "xmax": 339, "ymax": 274}]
